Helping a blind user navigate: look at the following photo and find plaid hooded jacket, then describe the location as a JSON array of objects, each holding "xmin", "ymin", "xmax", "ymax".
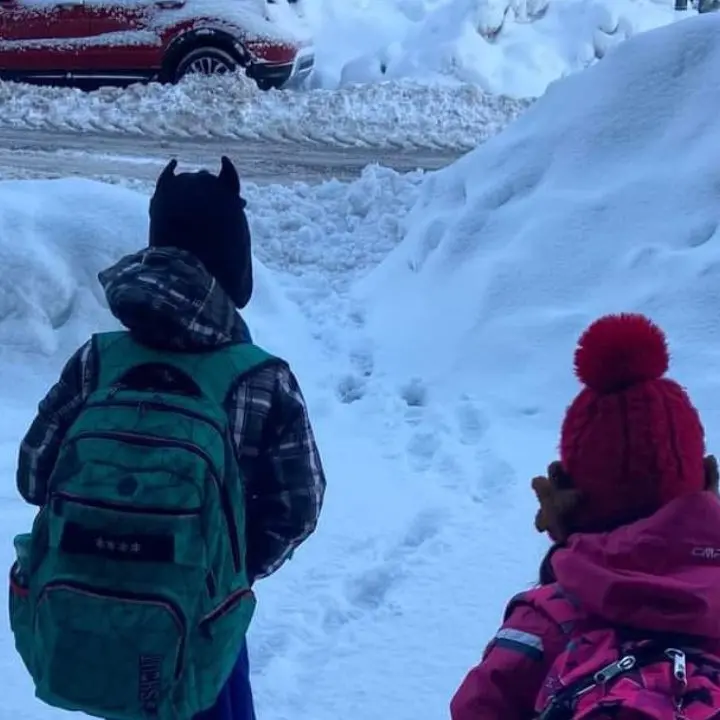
[{"xmin": 16, "ymin": 247, "xmax": 326, "ymax": 582}]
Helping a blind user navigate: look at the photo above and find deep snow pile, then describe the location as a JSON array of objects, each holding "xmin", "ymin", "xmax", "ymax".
[
  {"xmin": 359, "ymin": 12, "xmax": 720, "ymax": 414},
  {"xmin": 0, "ymin": 164, "xmax": 421, "ymax": 361},
  {"xmin": 0, "ymin": 73, "xmax": 527, "ymax": 150},
  {"xmin": 0, "ymin": 180, "xmax": 144, "ymax": 359},
  {"xmin": 305, "ymin": 0, "xmax": 695, "ymax": 96}
]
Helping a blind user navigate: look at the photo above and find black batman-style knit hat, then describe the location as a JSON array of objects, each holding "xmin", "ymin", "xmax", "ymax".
[{"xmin": 149, "ymin": 156, "xmax": 253, "ymax": 308}]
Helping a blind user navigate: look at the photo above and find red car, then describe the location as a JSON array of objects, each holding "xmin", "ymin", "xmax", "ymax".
[{"xmin": 0, "ymin": 0, "xmax": 314, "ymax": 90}]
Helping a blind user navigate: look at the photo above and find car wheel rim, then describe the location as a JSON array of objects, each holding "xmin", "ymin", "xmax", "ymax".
[{"xmin": 186, "ymin": 56, "xmax": 232, "ymax": 75}]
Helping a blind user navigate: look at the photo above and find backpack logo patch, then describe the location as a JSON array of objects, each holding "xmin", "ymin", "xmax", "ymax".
[
  {"xmin": 691, "ymin": 547, "xmax": 720, "ymax": 561},
  {"xmin": 60, "ymin": 522, "xmax": 175, "ymax": 563},
  {"xmin": 139, "ymin": 654, "xmax": 163, "ymax": 716}
]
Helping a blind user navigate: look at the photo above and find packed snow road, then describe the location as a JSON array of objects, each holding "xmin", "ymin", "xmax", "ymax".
[{"xmin": 0, "ymin": 127, "xmax": 463, "ymax": 186}]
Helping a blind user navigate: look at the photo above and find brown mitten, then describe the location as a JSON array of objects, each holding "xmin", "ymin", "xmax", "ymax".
[{"xmin": 532, "ymin": 462, "xmax": 582, "ymax": 543}]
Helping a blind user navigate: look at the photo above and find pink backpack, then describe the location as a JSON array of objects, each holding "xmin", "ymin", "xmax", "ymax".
[{"xmin": 510, "ymin": 584, "xmax": 720, "ymax": 719}]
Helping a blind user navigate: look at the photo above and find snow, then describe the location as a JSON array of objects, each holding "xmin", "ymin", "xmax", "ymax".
[
  {"xmin": 0, "ymin": 31, "xmax": 163, "ymax": 51},
  {"xmin": 356, "ymin": 11, "xmax": 720, "ymax": 410},
  {"xmin": 0, "ymin": 180, "xmax": 142, "ymax": 359},
  {"xmin": 0, "ymin": 0, "xmax": 697, "ymax": 146},
  {"xmin": 305, "ymin": 0, "xmax": 695, "ymax": 96},
  {"xmin": 0, "ymin": 74, "xmax": 528, "ymax": 150},
  {"xmin": 5, "ymin": 11, "xmax": 720, "ymax": 720}
]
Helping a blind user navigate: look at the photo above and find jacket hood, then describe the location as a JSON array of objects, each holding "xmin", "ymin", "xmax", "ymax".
[
  {"xmin": 552, "ymin": 492, "xmax": 720, "ymax": 638},
  {"xmin": 98, "ymin": 247, "xmax": 250, "ymax": 351}
]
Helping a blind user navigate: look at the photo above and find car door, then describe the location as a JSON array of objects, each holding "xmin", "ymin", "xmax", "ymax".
[
  {"xmin": 78, "ymin": 0, "xmax": 171, "ymax": 82},
  {"xmin": 0, "ymin": 0, "xmax": 90, "ymax": 78}
]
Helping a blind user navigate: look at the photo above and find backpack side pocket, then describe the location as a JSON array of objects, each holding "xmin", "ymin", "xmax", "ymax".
[{"xmin": 9, "ymin": 545, "xmax": 34, "ymax": 678}]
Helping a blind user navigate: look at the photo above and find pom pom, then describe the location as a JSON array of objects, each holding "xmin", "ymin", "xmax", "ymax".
[{"xmin": 574, "ymin": 313, "xmax": 669, "ymax": 393}]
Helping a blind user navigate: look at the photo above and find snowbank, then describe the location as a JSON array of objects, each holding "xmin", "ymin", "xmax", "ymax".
[
  {"xmin": 0, "ymin": 73, "xmax": 526, "ymax": 150},
  {"xmin": 362, "ymin": 12, "xmax": 720, "ymax": 435},
  {"xmin": 0, "ymin": 179, "xmax": 144, "ymax": 357},
  {"xmin": 306, "ymin": 0, "xmax": 694, "ymax": 97},
  {"xmin": 0, "ymin": 162, "xmax": 424, "ymax": 392},
  {"xmin": 0, "ymin": 177, "xmax": 309, "ymax": 361}
]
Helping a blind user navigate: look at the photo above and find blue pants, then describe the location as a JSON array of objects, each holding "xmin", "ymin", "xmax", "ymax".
[{"xmin": 194, "ymin": 644, "xmax": 256, "ymax": 720}]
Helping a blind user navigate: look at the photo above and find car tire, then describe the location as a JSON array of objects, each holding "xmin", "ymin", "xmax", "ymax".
[{"xmin": 173, "ymin": 46, "xmax": 243, "ymax": 82}]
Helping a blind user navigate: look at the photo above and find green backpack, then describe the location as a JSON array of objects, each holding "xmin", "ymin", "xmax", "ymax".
[{"xmin": 9, "ymin": 330, "xmax": 275, "ymax": 720}]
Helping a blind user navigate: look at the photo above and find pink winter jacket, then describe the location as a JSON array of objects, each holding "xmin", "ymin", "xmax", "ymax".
[{"xmin": 450, "ymin": 492, "xmax": 720, "ymax": 720}]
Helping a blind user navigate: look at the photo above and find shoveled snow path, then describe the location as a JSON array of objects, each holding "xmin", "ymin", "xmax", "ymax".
[{"xmin": 0, "ymin": 128, "xmax": 462, "ymax": 185}]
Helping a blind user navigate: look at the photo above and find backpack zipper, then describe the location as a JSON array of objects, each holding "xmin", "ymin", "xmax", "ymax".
[
  {"xmin": 85, "ymin": 398, "xmax": 225, "ymax": 436},
  {"xmin": 540, "ymin": 644, "xmax": 720, "ymax": 720},
  {"xmin": 38, "ymin": 580, "xmax": 187, "ymax": 679},
  {"xmin": 199, "ymin": 587, "xmax": 254, "ymax": 627},
  {"xmin": 53, "ymin": 490, "xmax": 202, "ymax": 517},
  {"xmin": 72, "ymin": 430, "xmax": 217, "ymax": 470},
  {"xmin": 69, "ymin": 431, "xmax": 243, "ymax": 572}
]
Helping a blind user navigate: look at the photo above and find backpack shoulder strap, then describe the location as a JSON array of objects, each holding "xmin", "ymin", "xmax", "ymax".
[
  {"xmin": 505, "ymin": 583, "xmax": 584, "ymax": 637},
  {"xmin": 92, "ymin": 331, "xmax": 281, "ymax": 407}
]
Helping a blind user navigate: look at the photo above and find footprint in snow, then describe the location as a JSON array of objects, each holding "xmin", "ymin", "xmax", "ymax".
[
  {"xmin": 456, "ymin": 396, "xmax": 489, "ymax": 445},
  {"xmin": 349, "ymin": 342, "xmax": 374, "ymax": 378},
  {"xmin": 406, "ymin": 430, "xmax": 442, "ymax": 471},
  {"xmin": 343, "ymin": 507, "xmax": 447, "ymax": 612},
  {"xmin": 471, "ymin": 450, "xmax": 517, "ymax": 506},
  {"xmin": 400, "ymin": 377, "xmax": 428, "ymax": 407},
  {"xmin": 398, "ymin": 507, "xmax": 445, "ymax": 551},
  {"xmin": 344, "ymin": 563, "xmax": 405, "ymax": 611},
  {"xmin": 336, "ymin": 374, "xmax": 366, "ymax": 404},
  {"xmin": 347, "ymin": 305, "xmax": 367, "ymax": 328}
]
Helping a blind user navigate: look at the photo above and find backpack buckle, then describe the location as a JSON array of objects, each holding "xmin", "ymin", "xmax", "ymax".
[{"xmin": 592, "ymin": 655, "xmax": 637, "ymax": 685}]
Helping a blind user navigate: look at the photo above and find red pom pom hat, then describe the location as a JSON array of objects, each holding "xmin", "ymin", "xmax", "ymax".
[{"xmin": 560, "ymin": 313, "xmax": 706, "ymax": 531}]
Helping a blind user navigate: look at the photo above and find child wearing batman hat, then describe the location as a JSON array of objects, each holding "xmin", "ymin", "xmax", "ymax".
[{"xmin": 14, "ymin": 157, "xmax": 327, "ymax": 720}]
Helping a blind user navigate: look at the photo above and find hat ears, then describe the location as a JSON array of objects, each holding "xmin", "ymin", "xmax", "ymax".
[
  {"xmin": 219, "ymin": 155, "xmax": 240, "ymax": 196},
  {"xmin": 155, "ymin": 156, "xmax": 240, "ymax": 196},
  {"xmin": 534, "ymin": 456, "xmax": 720, "ymax": 542},
  {"xmin": 156, "ymin": 158, "xmax": 178, "ymax": 189},
  {"xmin": 532, "ymin": 462, "xmax": 582, "ymax": 543}
]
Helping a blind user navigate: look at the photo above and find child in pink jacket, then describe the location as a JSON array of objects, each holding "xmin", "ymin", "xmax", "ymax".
[{"xmin": 451, "ymin": 313, "xmax": 720, "ymax": 720}]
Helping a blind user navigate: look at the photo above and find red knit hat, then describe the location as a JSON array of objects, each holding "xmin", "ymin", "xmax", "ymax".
[{"xmin": 560, "ymin": 313, "xmax": 706, "ymax": 531}]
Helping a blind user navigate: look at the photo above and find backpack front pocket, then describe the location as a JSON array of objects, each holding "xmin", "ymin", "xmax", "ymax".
[
  {"xmin": 34, "ymin": 581, "xmax": 187, "ymax": 720},
  {"xmin": 182, "ymin": 587, "xmax": 256, "ymax": 714}
]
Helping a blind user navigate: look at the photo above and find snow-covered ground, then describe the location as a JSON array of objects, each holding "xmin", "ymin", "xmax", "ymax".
[
  {"xmin": 3, "ymin": 11, "xmax": 720, "ymax": 720},
  {"xmin": 0, "ymin": 0, "xmax": 699, "ymax": 147}
]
